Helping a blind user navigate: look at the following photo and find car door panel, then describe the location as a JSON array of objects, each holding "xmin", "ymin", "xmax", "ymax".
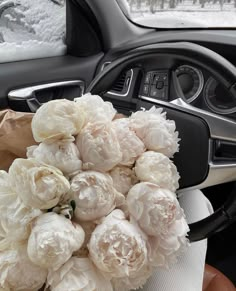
[{"xmin": 0, "ymin": 53, "xmax": 104, "ymax": 110}]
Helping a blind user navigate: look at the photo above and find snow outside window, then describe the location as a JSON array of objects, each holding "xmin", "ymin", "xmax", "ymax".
[
  {"xmin": 120, "ymin": 0, "xmax": 236, "ymax": 28},
  {"xmin": 0, "ymin": 0, "xmax": 66, "ymax": 63}
]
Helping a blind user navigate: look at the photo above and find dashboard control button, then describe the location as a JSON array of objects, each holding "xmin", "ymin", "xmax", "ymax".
[
  {"xmin": 153, "ymin": 74, "xmax": 160, "ymax": 83},
  {"xmin": 156, "ymin": 81, "xmax": 164, "ymax": 89},
  {"xmin": 143, "ymin": 84, "xmax": 149, "ymax": 95},
  {"xmin": 150, "ymin": 85, "xmax": 159, "ymax": 97},
  {"xmin": 160, "ymin": 74, "xmax": 168, "ymax": 85},
  {"xmin": 144, "ymin": 73, "xmax": 152, "ymax": 84},
  {"xmin": 153, "ymin": 72, "xmax": 168, "ymax": 85},
  {"xmin": 150, "ymin": 86, "xmax": 168, "ymax": 100}
]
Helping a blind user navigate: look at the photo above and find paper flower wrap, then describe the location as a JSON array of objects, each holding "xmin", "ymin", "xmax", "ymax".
[
  {"xmin": 70, "ymin": 171, "xmax": 125, "ymax": 221},
  {"xmin": 8, "ymin": 159, "xmax": 70, "ymax": 210},
  {"xmin": 27, "ymin": 213, "xmax": 85, "ymax": 270},
  {"xmin": 32, "ymin": 99, "xmax": 85, "ymax": 143},
  {"xmin": 47, "ymin": 257, "xmax": 113, "ymax": 291},
  {"xmin": 0, "ymin": 96, "xmax": 189, "ymax": 290}
]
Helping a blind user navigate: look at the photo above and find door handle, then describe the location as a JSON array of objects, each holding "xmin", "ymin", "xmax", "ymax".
[{"xmin": 8, "ymin": 80, "xmax": 85, "ymax": 112}]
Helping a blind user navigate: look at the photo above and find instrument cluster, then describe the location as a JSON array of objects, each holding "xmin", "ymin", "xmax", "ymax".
[{"xmin": 140, "ymin": 64, "xmax": 236, "ymax": 117}]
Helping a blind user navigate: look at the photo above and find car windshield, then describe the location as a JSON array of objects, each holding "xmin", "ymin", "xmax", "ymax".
[{"xmin": 121, "ymin": 0, "xmax": 236, "ymax": 28}]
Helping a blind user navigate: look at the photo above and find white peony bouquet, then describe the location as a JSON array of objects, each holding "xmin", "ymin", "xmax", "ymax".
[{"xmin": 0, "ymin": 94, "xmax": 189, "ymax": 291}]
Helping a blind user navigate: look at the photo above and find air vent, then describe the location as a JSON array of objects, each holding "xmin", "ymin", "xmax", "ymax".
[
  {"xmin": 111, "ymin": 72, "xmax": 126, "ymax": 92},
  {"xmin": 108, "ymin": 69, "xmax": 133, "ymax": 97}
]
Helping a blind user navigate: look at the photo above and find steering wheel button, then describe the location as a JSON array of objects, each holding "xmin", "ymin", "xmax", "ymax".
[
  {"xmin": 156, "ymin": 81, "xmax": 164, "ymax": 89},
  {"xmin": 143, "ymin": 84, "xmax": 149, "ymax": 96},
  {"xmin": 153, "ymin": 75, "xmax": 160, "ymax": 84},
  {"xmin": 160, "ymin": 74, "xmax": 168, "ymax": 85},
  {"xmin": 150, "ymin": 85, "xmax": 159, "ymax": 97},
  {"xmin": 144, "ymin": 73, "xmax": 152, "ymax": 84}
]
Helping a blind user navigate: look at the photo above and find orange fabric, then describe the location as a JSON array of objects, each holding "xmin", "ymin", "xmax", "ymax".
[
  {"xmin": 0, "ymin": 110, "xmax": 37, "ymax": 171},
  {"xmin": 203, "ymin": 264, "xmax": 235, "ymax": 291}
]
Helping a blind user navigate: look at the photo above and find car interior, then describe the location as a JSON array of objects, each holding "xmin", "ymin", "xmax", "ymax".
[{"xmin": 0, "ymin": 0, "xmax": 235, "ymax": 289}]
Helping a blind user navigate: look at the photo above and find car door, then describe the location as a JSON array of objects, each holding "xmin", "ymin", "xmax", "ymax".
[{"xmin": 0, "ymin": 0, "xmax": 104, "ymax": 112}]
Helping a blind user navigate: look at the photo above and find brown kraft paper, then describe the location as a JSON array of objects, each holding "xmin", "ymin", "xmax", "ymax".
[{"xmin": 0, "ymin": 110, "xmax": 37, "ymax": 171}]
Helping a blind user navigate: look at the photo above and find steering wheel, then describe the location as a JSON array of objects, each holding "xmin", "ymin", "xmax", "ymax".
[{"xmin": 87, "ymin": 42, "xmax": 236, "ymax": 242}]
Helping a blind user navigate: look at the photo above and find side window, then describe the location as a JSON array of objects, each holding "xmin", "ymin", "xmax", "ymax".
[{"xmin": 0, "ymin": 0, "xmax": 66, "ymax": 63}]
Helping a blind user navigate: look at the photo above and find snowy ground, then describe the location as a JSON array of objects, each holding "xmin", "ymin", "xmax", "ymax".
[
  {"xmin": 133, "ymin": 11, "xmax": 236, "ymax": 28},
  {"xmin": 129, "ymin": 1, "xmax": 236, "ymax": 28},
  {"xmin": 0, "ymin": 0, "xmax": 66, "ymax": 63}
]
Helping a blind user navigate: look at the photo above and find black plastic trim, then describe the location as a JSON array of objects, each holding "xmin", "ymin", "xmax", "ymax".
[
  {"xmin": 0, "ymin": 54, "xmax": 104, "ymax": 109},
  {"xmin": 66, "ymin": 0, "xmax": 103, "ymax": 56}
]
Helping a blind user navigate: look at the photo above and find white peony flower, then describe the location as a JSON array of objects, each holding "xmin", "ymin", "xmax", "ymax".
[
  {"xmin": 112, "ymin": 263, "xmax": 153, "ymax": 291},
  {"xmin": 73, "ymin": 221, "xmax": 97, "ymax": 258},
  {"xmin": 32, "ymin": 99, "xmax": 85, "ymax": 143},
  {"xmin": 0, "ymin": 171, "xmax": 13, "ymax": 198},
  {"xmin": 127, "ymin": 182, "xmax": 189, "ymax": 267},
  {"xmin": 9, "ymin": 159, "xmax": 70, "ymax": 210},
  {"xmin": 127, "ymin": 182, "xmax": 186, "ymax": 237},
  {"xmin": 27, "ymin": 212, "xmax": 85, "ymax": 271},
  {"xmin": 0, "ymin": 245, "xmax": 47, "ymax": 291},
  {"xmin": 130, "ymin": 106, "xmax": 180, "ymax": 157},
  {"xmin": 147, "ymin": 220, "xmax": 189, "ymax": 268},
  {"xmin": 110, "ymin": 166, "xmax": 138, "ymax": 195},
  {"xmin": 88, "ymin": 209, "xmax": 148, "ymax": 278},
  {"xmin": 76, "ymin": 122, "xmax": 122, "ymax": 172},
  {"xmin": 27, "ymin": 142, "xmax": 82, "ymax": 176},
  {"xmin": 112, "ymin": 118, "xmax": 145, "ymax": 166},
  {"xmin": 75, "ymin": 93, "xmax": 116, "ymax": 124},
  {"xmin": 70, "ymin": 171, "xmax": 125, "ymax": 221},
  {"xmin": 0, "ymin": 197, "xmax": 41, "ymax": 251},
  {"xmin": 0, "ymin": 171, "xmax": 42, "ymax": 251},
  {"xmin": 135, "ymin": 151, "xmax": 179, "ymax": 192},
  {"xmin": 47, "ymin": 257, "xmax": 113, "ymax": 291}
]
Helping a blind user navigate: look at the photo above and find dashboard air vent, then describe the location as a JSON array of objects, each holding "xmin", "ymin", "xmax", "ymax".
[{"xmin": 108, "ymin": 69, "xmax": 133, "ymax": 96}]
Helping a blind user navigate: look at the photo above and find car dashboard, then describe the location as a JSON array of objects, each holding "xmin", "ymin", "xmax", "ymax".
[{"xmin": 104, "ymin": 59, "xmax": 236, "ymax": 122}]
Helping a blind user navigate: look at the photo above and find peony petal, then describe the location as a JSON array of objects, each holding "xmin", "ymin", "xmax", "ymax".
[
  {"xmin": 76, "ymin": 122, "xmax": 122, "ymax": 172},
  {"xmin": 135, "ymin": 151, "xmax": 180, "ymax": 192},
  {"xmin": 9, "ymin": 159, "xmax": 70, "ymax": 210},
  {"xmin": 0, "ymin": 171, "xmax": 42, "ymax": 250},
  {"xmin": 112, "ymin": 118, "xmax": 145, "ymax": 166},
  {"xmin": 109, "ymin": 166, "xmax": 138, "ymax": 195},
  {"xmin": 75, "ymin": 93, "xmax": 116, "ymax": 124},
  {"xmin": 88, "ymin": 210, "xmax": 148, "ymax": 278},
  {"xmin": 0, "ymin": 245, "xmax": 47, "ymax": 291},
  {"xmin": 70, "ymin": 171, "xmax": 125, "ymax": 221},
  {"xmin": 127, "ymin": 182, "xmax": 187, "ymax": 238},
  {"xmin": 47, "ymin": 257, "xmax": 113, "ymax": 291},
  {"xmin": 130, "ymin": 106, "xmax": 180, "ymax": 157},
  {"xmin": 32, "ymin": 99, "xmax": 85, "ymax": 143},
  {"xmin": 27, "ymin": 142, "xmax": 82, "ymax": 176},
  {"xmin": 27, "ymin": 213, "xmax": 85, "ymax": 270}
]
